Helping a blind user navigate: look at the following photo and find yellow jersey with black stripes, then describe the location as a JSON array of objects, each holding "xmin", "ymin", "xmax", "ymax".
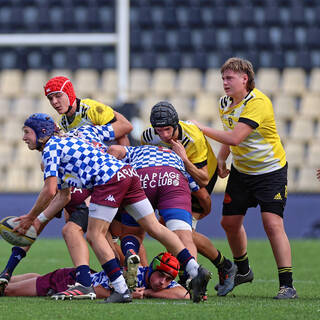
[
  {"xmin": 219, "ymin": 88, "xmax": 286, "ymax": 175},
  {"xmin": 59, "ymin": 98, "xmax": 115, "ymax": 132},
  {"xmin": 141, "ymin": 120, "xmax": 217, "ymax": 180}
]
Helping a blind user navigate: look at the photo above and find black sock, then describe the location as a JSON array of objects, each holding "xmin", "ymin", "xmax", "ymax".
[
  {"xmin": 234, "ymin": 253, "xmax": 250, "ymax": 275},
  {"xmin": 278, "ymin": 267, "xmax": 293, "ymax": 288},
  {"xmin": 212, "ymin": 250, "xmax": 232, "ymax": 270}
]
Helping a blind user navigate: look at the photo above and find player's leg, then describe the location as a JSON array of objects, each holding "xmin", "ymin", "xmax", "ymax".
[
  {"xmin": 4, "ymin": 277, "xmax": 38, "ymax": 296},
  {"xmin": 127, "ymin": 201, "xmax": 211, "ymax": 302},
  {"xmin": 262, "ymin": 212, "xmax": 296, "ymax": 299}
]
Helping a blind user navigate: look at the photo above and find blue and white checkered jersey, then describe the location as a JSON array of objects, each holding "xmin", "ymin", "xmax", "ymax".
[
  {"xmin": 42, "ymin": 135, "xmax": 125, "ymax": 189},
  {"xmin": 90, "ymin": 267, "xmax": 179, "ymax": 290},
  {"xmin": 66, "ymin": 123, "xmax": 115, "ymax": 151},
  {"xmin": 124, "ymin": 145, "xmax": 200, "ymax": 192}
]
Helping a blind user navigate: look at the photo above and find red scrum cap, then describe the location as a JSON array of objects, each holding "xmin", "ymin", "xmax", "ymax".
[{"xmin": 44, "ymin": 76, "xmax": 76, "ymax": 106}]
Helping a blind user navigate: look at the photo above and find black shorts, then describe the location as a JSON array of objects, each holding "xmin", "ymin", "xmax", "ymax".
[
  {"xmin": 68, "ymin": 203, "xmax": 89, "ymax": 233},
  {"xmin": 223, "ymin": 164, "xmax": 288, "ymax": 218},
  {"xmin": 191, "ymin": 167, "xmax": 218, "ymax": 213}
]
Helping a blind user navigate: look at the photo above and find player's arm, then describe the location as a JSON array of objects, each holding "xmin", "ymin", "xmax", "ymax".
[
  {"xmin": 107, "ymin": 145, "xmax": 127, "ymax": 159},
  {"xmin": 170, "ymin": 139, "xmax": 209, "ymax": 187},
  {"xmin": 317, "ymin": 168, "xmax": 320, "ymax": 181},
  {"xmin": 14, "ymin": 176, "xmax": 58, "ymax": 234},
  {"xmin": 113, "ymin": 111, "xmax": 133, "ymax": 146},
  {"xmin": 93, "ymin": 285, "xmax": 111, "ymax": 299},
  {"xmin": 191, "ymin": 187, "xmax": 211, "ymax": 218},
  {"xmin": 217, "ymin": 144, "xmax": 231, "ymax": 178},
  {"xmin": 142, "ymin": 286, "xmax": 189, "ymax": 300},
  {"xmin": 41, "ymin": 188, "xmax": 71, "ymax": 221}
]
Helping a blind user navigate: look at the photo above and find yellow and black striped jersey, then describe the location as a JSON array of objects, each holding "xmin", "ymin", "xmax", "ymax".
[
  {"xmin": 59, "ymin": 98, "xmax": 115, "ymax": 132},
  {"xmin": 141, "ymin": 120, "xmax": 217, "ymax": 181},
  {"xmin": 219, "ymin": 88, "xmax": 286, "ymax": 175}
]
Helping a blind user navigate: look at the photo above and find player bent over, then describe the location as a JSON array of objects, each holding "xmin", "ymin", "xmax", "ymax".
[{"xmin": 15, "ymin": 113, "xmax": 210, "ymax": 303}]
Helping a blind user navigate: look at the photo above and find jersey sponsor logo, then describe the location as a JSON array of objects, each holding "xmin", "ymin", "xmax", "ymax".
[
  {"xmin": 105, "ymin": 194, "xmax": 116, "ymax": 202},
  {"xmin": 140, "ymin": 171, "xmax": 180, "ymax": 189},
  {"xmin": 63, "ymin": 173, "xmax": 81, "ymax": 187},
  {"xmin": 116, "ymin": 167, "xmax": 138, "ymax": 180},
  {"xmin": 273, "ymin": 193, "xmax": 282, "ymax": 200}
]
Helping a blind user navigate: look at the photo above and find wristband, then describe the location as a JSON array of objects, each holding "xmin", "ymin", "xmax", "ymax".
[{"xmin": 37, "ymin": 212, "xmax": 49, "ymax": 223}]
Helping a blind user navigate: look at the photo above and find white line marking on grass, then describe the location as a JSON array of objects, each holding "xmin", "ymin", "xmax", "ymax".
[{"xmin": 254, "ymin": 279, "xmax": 317, "ymax": 284}]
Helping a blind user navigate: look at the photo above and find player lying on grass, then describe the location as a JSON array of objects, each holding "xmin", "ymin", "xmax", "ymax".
[
  {"xmin": 13, "ymin": 113, "xmax": 211, "ymax": 303},
  {"xmin": 2, "ymin": 252, "xmax": 189, "ymax": 301}
]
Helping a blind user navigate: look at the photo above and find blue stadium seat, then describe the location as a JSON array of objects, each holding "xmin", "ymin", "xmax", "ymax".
[
  {"xmin": 202, "ymin": 6, "xmax": 227, "ymax": 27},
  {"xmin": 191, "ymin": 51, "xmax": 208, "ymax": 70},
  {"xmin": 200, "ymin": 28, "xmax": 217, "ymax": 51},
  {"xmin": 264, "ymin": 6, "xmax": 282, "ymax": 26},
  {"xmin": 52, "ymin": 48, "xmax": 68, "ymax": 69},
  {"xmin": 140, "ymin": 52, "xmax": 157, "ymax": 69},
  {"xmin": 162, "ymin": 7, "xmax": 178, "ymax": 29},
  {"xmin": 281, "ymin": 27, "xmax": 296, "ymax": 49},
  {"xmin": 295, "ymin": 50, "xmax": 312, "ymax": 70},
  {"xmin": 63, "ymin": 6, "xmax": 77, "ymax": 31},
  {"xmin": 152, "ymin": 29, "xmax": 168, "ymax": 52},
  {"xmin": 166, "ymin": 51, "xmax": 182, "ymax": 70},
  {"xmin": 177, "ymin": 29, "xmax": 192, "ymax": 51},
  {"xmin": 9, "ymin": 5, "xmax": 23, "ymax": 31},
  {"xmin": 0, "ymin": 5, "xmax": 13, "ymax": 32},
  {"xmin": 255, "ymin": 28, "xmax": 272, "ymax": 49},
  {"xmin": 138, "ymin": 6, "xmax": 153, "ymax": 29},
  {"xmin": 230, "ymin": 28, "xmax": 245, "ymax": 50},
  {"xmin": 130, "ymin": 28, "xmax": 143, "ymax": 51},
  {"xmin": 187, "ymin": 7, "xmax": 203, "ymax": 27},
  {"xmin": 306, "ymin": 27, "xmax": 320, "ymax": 49},
  {"xmin": 238, "ymin": 6, "xmax": 256, "ymax": 27},
  {"xmin": 0, "ymin": 48, "xmax": 18, "ymax": 69},
  {"xmin": 289, "ymin": 5, "xmax": 306, "ymax": 26}
]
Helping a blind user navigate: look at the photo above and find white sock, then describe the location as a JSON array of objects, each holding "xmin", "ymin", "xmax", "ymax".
[
  {"xmin": 185, "ymin": 258, "xmax": 199, "ymax": 278},
  {"xmin": 111, "ymin": 275, "xmax": 128, "ymax": 294}
]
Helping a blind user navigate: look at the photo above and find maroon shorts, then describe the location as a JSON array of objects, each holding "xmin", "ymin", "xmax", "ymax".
[
  {"xmin": 138, "ymin": 166, "xmax": 191, "ymax": 212},
  {"xmin": 36, "ymin": 268, "xmax": 76, "ymax": 296},
  {"xmin": 90, "ymin": 165, "xmax": 147, "ymax": 207},
  {"xmin": 64, "ymin": 188, "xmax": 92, "ymax": 214}
]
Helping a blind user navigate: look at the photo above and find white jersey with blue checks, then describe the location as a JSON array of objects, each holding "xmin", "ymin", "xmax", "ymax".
[
  {"xmin": 90, "ymin": 267, "xmax": 179, "ymax": 290},
  {"xmin": 42, "ymin": 135, "xmax": 124, "ymax": 189},
  {"xmin": 124, "ymin": 145, "xmax": 200, "ymax": 192},
  {"xmin": 66, "ymin": 123, "xmax": 115, "ymax": 151}
]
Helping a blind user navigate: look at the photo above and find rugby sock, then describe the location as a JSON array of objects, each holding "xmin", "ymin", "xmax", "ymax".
[
  {"xmin": 212, "ymin": 250, "xmax": 232, "ymax": 270},
  {"xmin": 4, "ymin": 247, "xmax": 26, "ymax": 275},
  {"xmin": 75, "ymin": 265, "xmax": 92, "ymax": 287},
  {"xmin": 121, "ymin": 235, "xmax": 140, "ymax": 256},
  {"xmin": 102, "ymin": 259, "xmax": 128, "ymax": 293},
  {"xmin": 278, "ymin": 267, "xmax": 293, "ymax": 288},
  {"xmin": 234, "ymin": 252, "xmax": 250, "ymax": 275},
  {"xmin": 177, "ymin": 249, "xmax": 198, "ymax": 278}
]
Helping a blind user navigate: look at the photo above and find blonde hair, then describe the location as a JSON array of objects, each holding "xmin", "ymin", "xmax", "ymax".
[{"xmin": 221, "ymin": 57, "xmax": 255, "ymax": 91}]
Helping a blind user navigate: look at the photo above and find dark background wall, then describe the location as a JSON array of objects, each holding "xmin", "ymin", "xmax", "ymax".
[{"xmin": 0, "ymin": 193, "xmax": 319, "ymax": 240}]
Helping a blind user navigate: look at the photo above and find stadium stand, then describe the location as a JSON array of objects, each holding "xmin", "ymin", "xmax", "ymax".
[{"xmin": 0, "ymin": 0, "xmax": 320, "ymax": 192}]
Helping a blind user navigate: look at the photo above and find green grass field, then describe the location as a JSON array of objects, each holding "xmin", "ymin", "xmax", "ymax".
[{"xmin": 0, "ymin": 238, "xmax": 319, "ymax": 320}]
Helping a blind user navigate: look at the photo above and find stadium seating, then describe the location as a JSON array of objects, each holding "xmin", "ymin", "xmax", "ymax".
[{"xmin": 0, "ymin": 0, "xmax": 320, "ymax": 192}]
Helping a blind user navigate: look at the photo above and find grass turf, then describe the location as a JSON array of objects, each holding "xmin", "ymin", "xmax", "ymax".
[{"xmin": 0, "ymin": 238, "xmax": 319, "ymax": 320}]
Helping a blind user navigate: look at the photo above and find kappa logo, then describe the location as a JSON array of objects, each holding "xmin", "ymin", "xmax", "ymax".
[
  {"xmin": 274, "ymin": 193, "xmax": 282, "ymax": 200},
  {"xmin": 105, "ymin": 194, "xmax": 116, "ymax": 202}
]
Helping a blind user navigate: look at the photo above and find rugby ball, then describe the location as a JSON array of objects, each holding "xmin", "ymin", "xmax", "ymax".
[{"xmin": 0, "ymin": 216, "xmax": 37, "ymax": 247}]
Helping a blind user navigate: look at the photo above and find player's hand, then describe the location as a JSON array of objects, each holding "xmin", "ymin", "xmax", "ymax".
[
  {"xmin": 217, "ymin": 159, "xmax": 230, "ymax": 178},
  {"xmin": 170, "ymin": 140, "xmax": 188, "ymax": 162},
  {"xmin": 132, "ymin": 287, "xmax": 145, "ymax": 299},
  {"xmin": 13, "ymin": 215, "xmax": 34, "ymax": 235}
]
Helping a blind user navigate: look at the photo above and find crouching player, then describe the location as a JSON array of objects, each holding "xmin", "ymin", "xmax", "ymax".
[{"xmin": 3, "ymin": 252, "xmax": 189, "ymax": 300}]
